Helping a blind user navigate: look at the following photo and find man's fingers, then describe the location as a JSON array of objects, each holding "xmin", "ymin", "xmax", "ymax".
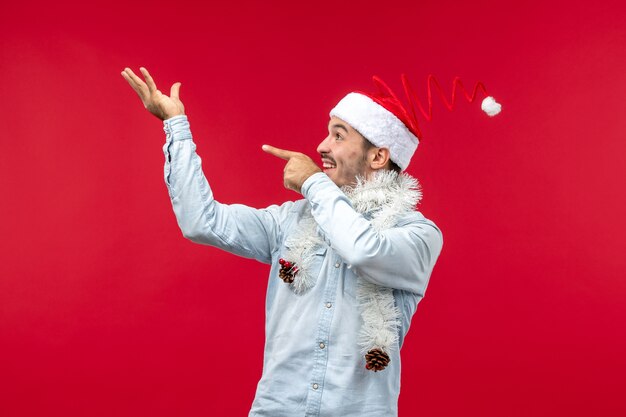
[
  {"xmin": 140, "ymin": 67, "xmax": 158, "ymax": 93},
  {"xmin": 121, "ymin": 68, "xmax": 149, "ymax": 100},
  {"xmin": 170, "ymin": 82, "xmax": 181, "ymax": 100},
  {"xmin": 122, "ymin": 68, "xmax": 145, "ymax": 88},
  {"xmin": 262, "ymin": 144, "xmax": 300, "ymax": 161}
]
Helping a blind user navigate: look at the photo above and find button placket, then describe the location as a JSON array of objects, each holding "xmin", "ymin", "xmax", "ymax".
[{"xmin": 305, "ymin": 249, "xmax": 339, "ymax": 416}]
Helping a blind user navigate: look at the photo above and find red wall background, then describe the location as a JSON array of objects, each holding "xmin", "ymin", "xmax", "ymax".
[{"xmin": 1, "ymin": 0, "xmax": 625, "ymax": 415}]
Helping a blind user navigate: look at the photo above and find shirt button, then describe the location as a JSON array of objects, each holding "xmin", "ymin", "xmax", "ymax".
[
  {"xmin": 334, "ymin": 262, "xmax": 340, "ymax": 268},
  {"xmin": 325, "ymin": 302, "xmax": 332, "ymax": 308},
  {"xmin": 319, "ymin": 342, "xmax": 326, "ymax": 349},
  {"xmin": 312, "ymin": 383, "xmax": 319, "ymax": 390}
]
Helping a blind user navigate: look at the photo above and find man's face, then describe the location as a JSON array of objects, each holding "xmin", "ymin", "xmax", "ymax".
[{"xmin": 316, "ymin": 116, "xmax": 374, "ymax": 187}]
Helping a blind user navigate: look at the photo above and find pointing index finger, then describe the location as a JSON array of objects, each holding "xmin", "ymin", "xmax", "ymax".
[{"xmin": 262, "ymin": 144, "xmax": 299, "ymax": 160}]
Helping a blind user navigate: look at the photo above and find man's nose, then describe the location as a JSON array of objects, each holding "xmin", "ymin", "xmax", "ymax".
[{"xmin": 317, "ymin": 135, "xmax": 330, "ymax": 155}]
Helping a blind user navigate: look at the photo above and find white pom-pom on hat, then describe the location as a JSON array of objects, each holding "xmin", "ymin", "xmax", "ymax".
[{"xmin": 481, "ymin": 96, "xmax": 502, "ymax": 117}]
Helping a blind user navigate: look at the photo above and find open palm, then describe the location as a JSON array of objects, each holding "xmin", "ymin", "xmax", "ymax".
[{"xmin": 121, "ymin": 67, "xmax": 185, "ymax": 120}]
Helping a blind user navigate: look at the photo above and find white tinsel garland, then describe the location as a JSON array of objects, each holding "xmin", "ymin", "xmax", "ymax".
[
  {"xmin": 357, "ymin": 281, "xmax": 400, "ymax": 354},
  {"xmin": 283, "ymin": 216, "xmax": 324, "ymax": 294},
  {"xmin": 281, "ymin": 170, "xmax": 422, "ymax": 365}
]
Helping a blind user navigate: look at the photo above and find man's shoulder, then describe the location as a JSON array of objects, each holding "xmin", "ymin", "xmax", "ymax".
[
  {"xmin": 397, "ymin": 210, "xmax": 435, "ymax": 224},
  {"xmin": 397, "ymin": 210, "xmax": 442, "ymax": 235},
  {"xmin": 260, "ymin": 198, "xmax": 310, "ymax": 221}
]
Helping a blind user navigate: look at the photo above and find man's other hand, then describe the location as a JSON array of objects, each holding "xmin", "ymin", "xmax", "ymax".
[
  {"xmin": 262, "ymin": 145, "xmax": 322, "ymax": 194},
  {"xmin": 121, "ymin": 67, "xmax": 185, "ymax": 121}
]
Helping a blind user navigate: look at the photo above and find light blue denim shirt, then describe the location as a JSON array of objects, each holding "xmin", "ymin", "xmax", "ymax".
[{"xmin": 162, "ymin": 115, "xmax": 443, "ymax": 417}]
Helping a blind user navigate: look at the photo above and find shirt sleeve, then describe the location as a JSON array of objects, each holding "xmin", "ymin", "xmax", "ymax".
[
  {"xmin": 162, "ymin": 115, "xmax": 289, "ymax": 264},
  {"xmin": 301, "ymin": 172, "xmax": 443, "ymax": 295}
]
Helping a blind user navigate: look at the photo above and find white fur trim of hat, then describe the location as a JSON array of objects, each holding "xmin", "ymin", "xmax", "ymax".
[{"xmin": 330, "ymin": 93, "xmax": 418, "ymax": 171}]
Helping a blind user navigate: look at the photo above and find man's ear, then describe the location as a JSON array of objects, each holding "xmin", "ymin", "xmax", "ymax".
[{"xmin": 369, "ymin": 147, "xmax": 391, "ymax": 170}]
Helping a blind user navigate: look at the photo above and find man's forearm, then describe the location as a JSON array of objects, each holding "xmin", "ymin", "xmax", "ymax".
[
  {"xmin": 162, "ymin": 116, "xmax": 279, "ymax": 263},
  {"xmin": 301, "ymin": 172, "xmax": 443, "ymax": 294}
]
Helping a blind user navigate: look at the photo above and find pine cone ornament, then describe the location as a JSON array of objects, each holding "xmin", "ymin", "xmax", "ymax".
[
  {"xmin": 365, "ymin": 349, "xmax": 390, "ymax": 372},
  {"xmin": 278, "ymin": 258, "xmax": 299, "ymax": 284}
]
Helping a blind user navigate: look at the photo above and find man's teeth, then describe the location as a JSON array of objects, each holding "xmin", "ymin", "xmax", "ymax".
[{"xmin": 323, "ymin": 162, "xmax": 336, "ymax": 169}]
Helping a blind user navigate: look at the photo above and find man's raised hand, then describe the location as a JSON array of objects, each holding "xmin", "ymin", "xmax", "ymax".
[
  {"xmin": 121, "ymin": 67, "xmax": 185, "ymax": 120},
  {"xmin": 262, "ymin": 145, "xmax": 322, "ymax": 194}
]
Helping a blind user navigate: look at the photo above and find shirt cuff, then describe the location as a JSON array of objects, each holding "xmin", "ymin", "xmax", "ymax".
[
  {"xmin": 301, "ymin": 172, "xmax": 347, "ymax": 203},
  {"xmin": 163, "ymin": 115, "xmax": 193, "ymax": 142},
  {"xmin": 301, "ymin": 172, "xmax": 328, "ymax": 197}
]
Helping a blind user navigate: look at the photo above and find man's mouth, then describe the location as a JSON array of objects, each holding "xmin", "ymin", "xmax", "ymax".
[{"xmin": 321, "ymin": 157, "xmax": 336, "ymax": 170}]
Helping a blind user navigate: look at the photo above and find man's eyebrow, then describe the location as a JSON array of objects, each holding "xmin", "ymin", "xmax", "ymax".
[{"xmin": 330, "ymin": 123, "xmax": 349, "ymax": 133}]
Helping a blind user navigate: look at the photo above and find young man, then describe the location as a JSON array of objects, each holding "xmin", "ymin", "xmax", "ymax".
[{"xmin": 122, "ymin": 67, "xmax": 443, "ymax": 417}]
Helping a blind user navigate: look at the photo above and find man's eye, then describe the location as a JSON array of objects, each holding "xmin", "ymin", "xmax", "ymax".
[{"xmin": 335, "ymin": 133, "xmax": 343, "ymax": 140}]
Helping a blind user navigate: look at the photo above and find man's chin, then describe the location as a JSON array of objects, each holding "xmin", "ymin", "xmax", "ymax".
[
  {"xmin": 324, "ymin": 170, "xmax": 358, "ymax": 188},
  {"xmin": 323, "ymin": 168, "xmax": 341, "ymax": 186}
]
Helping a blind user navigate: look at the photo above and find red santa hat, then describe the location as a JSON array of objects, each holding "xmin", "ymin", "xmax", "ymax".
[{"xmin": 330, "ymin": 74, "xmax": 501, "ymax": 170}]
